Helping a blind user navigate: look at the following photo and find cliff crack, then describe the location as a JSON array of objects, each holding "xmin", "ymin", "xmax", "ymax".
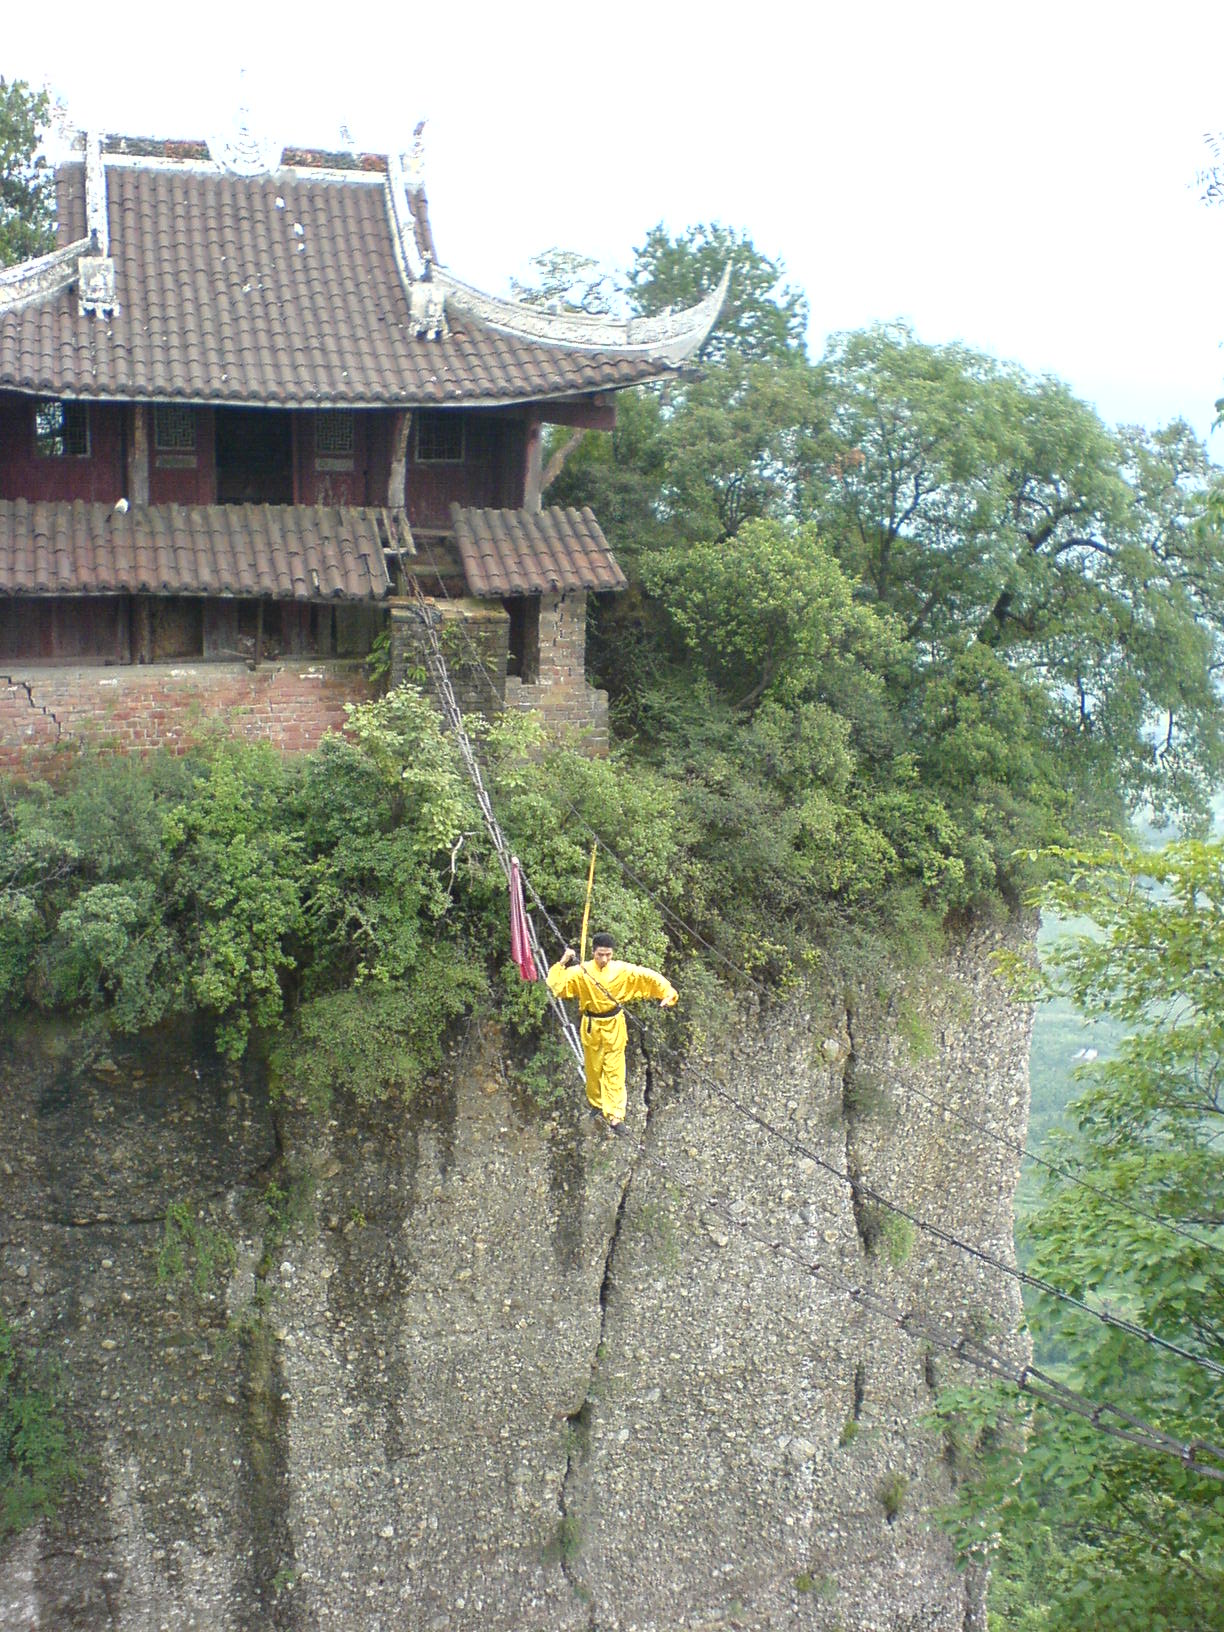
[
  {"xmin": 2, "ymin": 674, "xmax": 63, "ymax": 741},
  {"xmin": 841, "ymin": 1005, "xmax": 873, "ymax": 1255},
  {"xmin": 554, "ymin": 1036, "xmax": 661, "ymax": 1623}
]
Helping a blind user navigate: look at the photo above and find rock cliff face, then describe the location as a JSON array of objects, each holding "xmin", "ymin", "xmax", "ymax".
[{"xmin": 0, "ymin": 922, "xmax": 1031, "ymax": 1632}]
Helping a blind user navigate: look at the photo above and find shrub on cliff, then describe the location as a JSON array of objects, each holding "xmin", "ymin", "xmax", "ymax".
[
  {"xmin": 0, "ymin": 690, "xmax": 484, "ymax": 1073},
  {"xmin": 0, "ymin": 1316, "xmax": 76, "ymax": 1536}
]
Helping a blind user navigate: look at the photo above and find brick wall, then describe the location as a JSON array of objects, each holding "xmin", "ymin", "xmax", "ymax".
[
  {"xmin": 0, "ymin": 659, "xmax": 374, "ymax": 773},
  {"xmin": 390, "ymin": 597, "xmax": 508, "ymax": 722},
  {"xmin": 503, "ymin": 592, "xmax": 610, "ymax": 753},
  {"xmin": 389, "ymin": 592, "xmax": 609, "ymax": 753}
]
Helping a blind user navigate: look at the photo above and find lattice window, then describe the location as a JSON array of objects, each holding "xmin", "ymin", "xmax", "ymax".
[
  {"xmin": 415, "ymin": 411, "xmax": 464, "ymax": 464},
  {"xmin": 153, "ymin": 403, "xmax": 197, "ymax": 452},
  {"xmin": 315, "ymin": 409, "xmax": 355, "ymax": 457},
  {"xmin": 34, "ymin": 399, "xmax": 90, "ymax": 458}
]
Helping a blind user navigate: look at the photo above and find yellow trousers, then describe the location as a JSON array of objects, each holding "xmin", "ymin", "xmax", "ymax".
[{"xmin": 581, "ymin": 1014, "xmax": 628, "ymax": 1124}]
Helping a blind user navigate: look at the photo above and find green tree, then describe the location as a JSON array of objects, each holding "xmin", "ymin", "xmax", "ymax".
[
  {"xmin": 628, "ymin": 222, "xmax": 809, "ymax": 362},
  {"xmin": 813, "ymin": 323, "xmax": 1224, "ymax": 826},
  {"xmin": 1198, "ymin": 131, "xmax": 1224, "ymax": 208},
  {"xmin": 941, "ymin": 836, "xmax": 1224, "ymax": 1630},
  {"xmin": 0, "ymin": 76, "xmax": 54, "ymax": 267},
  {"xmin": 552, "ymin": 350, "xmax": 826, "ymax": 553},
  {"xmin": 508, "ymin": 247, "xmax": 619, "ymax": 315},
  {"xmin": 1197, "ymin": 133, "xmax": 1224, "ymax": 427},
  {"xmin": 641, "ymin": 516, "xmax": 895, "ymax": 712}
]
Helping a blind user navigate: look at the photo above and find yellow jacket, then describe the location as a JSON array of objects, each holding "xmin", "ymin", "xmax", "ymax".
[{"xmin": 546, "ymin": 957, "xmax": 677, "ymax": 1048}]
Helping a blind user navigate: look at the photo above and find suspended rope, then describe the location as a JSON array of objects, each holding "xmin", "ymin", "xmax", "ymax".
[
  {"xmin": 408, "ymin": 563, "xmax": 1224, "ymax": 1434},
  {"xmin": 407, "ymin": 579, "xmax": 584, "ymax": 1078}
]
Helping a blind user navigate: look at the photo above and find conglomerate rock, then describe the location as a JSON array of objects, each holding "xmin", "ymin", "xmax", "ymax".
[{"xmin": 0, "ymin": 924, "xmax": 1030, "ymax": 1631}]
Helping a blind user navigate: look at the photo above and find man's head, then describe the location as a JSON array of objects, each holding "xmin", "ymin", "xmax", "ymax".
[{"xmin": 591, "ymin": 932, "xmax": 615, "ymax": 970}]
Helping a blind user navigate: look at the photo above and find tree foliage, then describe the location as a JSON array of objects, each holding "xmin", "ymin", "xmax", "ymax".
[
  {"xmin": 559, "ymin": 264, "xmax": 1224, "ymax": 884},
  {"xmin": 940, "ymin": 837, "xmax": 1224, "ymax": 1630},
  {"xmin": 813, "ymin": 325, "xmax": 1224, "ymax": 825},
  {"xmin": 628, "ymin": 222, "xmax": 809, "ymax": 363},
  {"xmin": 0, "ymin": 77, "xmax": 54, "ymax": 267},
  {"xmin": 508, "ymin": 247, "xmax": 619, "ymax": 316}
]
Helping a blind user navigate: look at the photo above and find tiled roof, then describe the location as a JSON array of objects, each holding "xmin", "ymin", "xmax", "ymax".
[
  {"xmin": 0, "ymin": 499, "xmax": 392, "ymax": 599},
  {"xmin": 451, "ymin": 505, "xmax": 627, "ymax": 597},
  {"xmin": 0, "ymin": 160, "xmax": 685, "ymax": 408}
]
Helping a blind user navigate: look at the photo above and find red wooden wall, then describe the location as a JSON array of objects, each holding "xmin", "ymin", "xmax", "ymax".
[
  {"xmin": 149, "ymin": 407, "xmax": 217, "ymax": 504},
  {"xmin": 406, "ymin": 411, "xmax": 525, "ymax": 529},
  {"xmin": 0, "ymin": 392, "xmax": 124, "ymax": 502},
  {"xmin": 1, "ymin": 397, "xmax": 534, "ymax": 519}
]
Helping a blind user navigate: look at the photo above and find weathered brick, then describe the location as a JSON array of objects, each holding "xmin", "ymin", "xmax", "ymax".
[{"xmin": 0, "ymin": 659, "xmax": 375, "ymax": 775}]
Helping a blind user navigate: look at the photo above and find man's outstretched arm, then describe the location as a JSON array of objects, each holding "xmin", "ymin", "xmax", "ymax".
[{"xmin": 619, "ymin": 963, "xmax": 678, "ymax": 1007}]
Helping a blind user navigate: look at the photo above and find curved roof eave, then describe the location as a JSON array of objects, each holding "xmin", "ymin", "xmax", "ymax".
[
  {"xmin": 430, "ymin": 262, "xmax": 732, "ymax": 363},
  {"xmin": 0, "ymin": 238, "xmax": 91, "ymax": 313},
  {"xmin": 0, "ymin": 381, "xmax": 677, "ymax": 411}
]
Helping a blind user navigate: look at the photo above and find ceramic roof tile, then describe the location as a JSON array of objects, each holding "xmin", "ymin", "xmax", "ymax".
[
  {"xmin": 450, "ymin": 505, "xmax": 627, "ymax": 597},
  {"xmin": 0, "ymin": 161, "xmax": 682, "ymax": 408},
  {"xmin": 0, "ymin": 500, "xmax": 391, "ymax": 599}
]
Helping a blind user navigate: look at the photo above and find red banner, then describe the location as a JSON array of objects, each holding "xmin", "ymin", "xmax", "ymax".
[{"xmin": 509, "ymin": 858, "xmax": 538, "ymax": 981}]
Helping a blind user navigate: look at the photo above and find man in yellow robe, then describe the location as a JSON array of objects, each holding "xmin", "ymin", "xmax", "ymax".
[{"xmin": 546, "ymin": 932, "xmax": 678, "ymax": 1131}]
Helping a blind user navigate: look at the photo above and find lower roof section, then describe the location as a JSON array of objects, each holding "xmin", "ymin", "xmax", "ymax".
[
  {"xmin": 0, "ymin": 499, "xmax": 394, "ymax": 600},
  {"xmin": 451, "ymin": 504, "xmax": 627, "ymax": 597}
]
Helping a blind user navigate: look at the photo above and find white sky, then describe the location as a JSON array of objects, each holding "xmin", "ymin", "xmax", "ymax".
[{"xmin": 6, "ymin": 1, "xmax": 1224, "ymax": 443}]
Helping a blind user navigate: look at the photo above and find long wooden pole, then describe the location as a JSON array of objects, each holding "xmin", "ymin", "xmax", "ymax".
[{"xmin": 579, "ymin": 841, "xmax": 597, "ymax": 965}]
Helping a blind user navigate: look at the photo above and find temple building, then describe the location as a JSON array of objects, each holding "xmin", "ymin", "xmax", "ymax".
[{"xmin": 0, "ymin": 127, "xmax": 726, "ymax": 765}]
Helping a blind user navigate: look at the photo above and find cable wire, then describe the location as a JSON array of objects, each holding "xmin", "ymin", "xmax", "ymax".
[
  {"xmin": 408, "ymin": 566, "xmax": 1224, "ymax": 1381},
  {"xmin": 632, "ymin": 1013, "xmax": 1224, "ymax": 1382},
  {"xmin": 625, "ymin": 1136, "xmax": 1224, "ymax": 1485},
  {"xmin": 409, "ymin": 555, "xmax": 1224, "ymax": 1262}
]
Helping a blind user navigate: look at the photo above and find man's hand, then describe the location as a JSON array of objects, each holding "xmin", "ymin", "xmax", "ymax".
[
  {"xmin": 660, "ymin": 991, "xmax": 678, "ymax": 1008},
  {"xmin": 560, "ymin": 947, "xmax": 577, "ymax": 967}
]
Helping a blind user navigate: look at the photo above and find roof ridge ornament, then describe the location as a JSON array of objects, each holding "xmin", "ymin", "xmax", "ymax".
[
  {"xmin": 404, "ymin": 119, "xmax": 426, "ymax": 189},
  {"xmin": 84, "ymin": 131, "xmax": 109, "ymax": 254},
  {"xmin": 79, "ymin": 131, "xmax": 118, "ymax": 317},
  {"xmin": 0, "ymin": 239, "xmax": 89, "ymax": 313},
  {"xmin": 386, "ymin": 122, "xmax": 448, "ymax": 336},
  {"xmin": 209, "ymin": 81, "xmax": 282, "ymax": 177}
]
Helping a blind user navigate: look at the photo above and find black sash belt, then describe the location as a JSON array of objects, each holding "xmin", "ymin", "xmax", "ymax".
[{"xmin": 583, "ymin": 1006, "xmax": 623, "ymax": 1021}]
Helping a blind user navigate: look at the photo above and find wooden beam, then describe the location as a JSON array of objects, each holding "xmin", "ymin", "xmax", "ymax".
[
  {"xmin": 538, "ymin": 398, "xmax": 616, "ymax": 432},
  {"xmin": 523, "ymin": 413, "xmax": 543, "ymax": 514},
  {"xmin": 129, "ymin": 405, "xmax": 149, "ymax": 505},
  {"xmin": 541, "ymin": 429, "xmax": 586, "ymax": 496},
  {"xmin": 132, "ymin": 596, "xmax": 152, "ymax": 664},
  {"xmin": 388, "ymin": 410, "xmax": 413, "ymax": 507}
]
